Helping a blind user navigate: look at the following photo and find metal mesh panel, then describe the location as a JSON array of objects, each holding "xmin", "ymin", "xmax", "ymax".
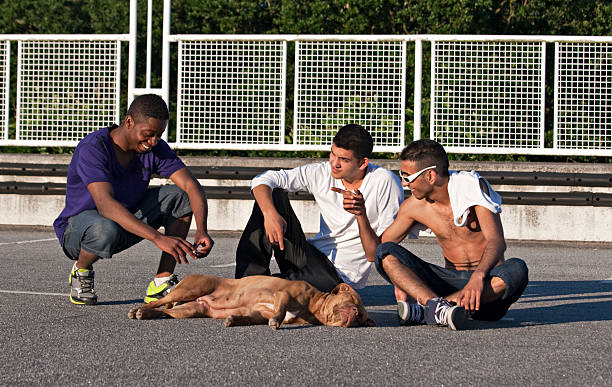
[
  {"xmin": 294, "ymin": 41, "xmax": 405, "ymax": 149},
  {"xmin": 17, "ymin": 40, "xmax": 120, "ymax": 142},
  {"xmin": 556, "ymin": 43, "xmax": 612, "ymax": 150},
  {"xmin": 0, "ymin": 41, "xmax": 8, "ymax": 140},
  {"xmin": 432, "ymin": 41, "xmax": 543, "ymax": 149},
  {"xmin": 177, "ymin": 40, "xmax": 285, "ymax": 145}
]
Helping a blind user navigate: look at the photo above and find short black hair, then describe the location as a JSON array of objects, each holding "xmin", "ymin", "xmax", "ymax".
[
  {"xmin": 126, "ymin": 94, "xmax": 169, "ymax": 123},
  {"xmin": 332, "ymin": 124, "xmax": 373, "ymax": 160},
  {"xmin": 400, "ymin": 139, "xmax": 449, "ymax": 177}
]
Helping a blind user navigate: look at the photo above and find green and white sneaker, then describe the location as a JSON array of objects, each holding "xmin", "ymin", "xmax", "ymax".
[
  {"xmin": 69, "ymin": 265, "xmax": 98, "ymax": 305},
  {"xmin": 144, "ymin": 274, "xmax": 179, "ymax": 303}
]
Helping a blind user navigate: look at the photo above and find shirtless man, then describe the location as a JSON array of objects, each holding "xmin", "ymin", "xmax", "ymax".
[{"xmin": 369, "ymin": 139, "xmax": 528, "ymax": 330}]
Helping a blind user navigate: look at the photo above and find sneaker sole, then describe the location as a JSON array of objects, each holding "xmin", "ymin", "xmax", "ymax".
[
  {"xmin": 70, "ymin": 294, "xmax": 97, "ymax": 305},
  {"xmin": 447, "ymin": 306, "xmax": 468, "ymax": 331},
  {"xmin": 397, "ymin": 300, "xmax": 408, "ymax": 323}
]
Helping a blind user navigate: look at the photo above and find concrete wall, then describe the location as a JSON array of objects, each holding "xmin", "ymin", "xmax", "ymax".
[{"xmin": 1, "ymin": 153, "xmax": 611, "ymax": 243}]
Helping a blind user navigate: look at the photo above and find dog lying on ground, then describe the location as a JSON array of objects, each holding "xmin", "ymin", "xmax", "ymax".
[{"xmin": 128, "ymin": 274, "xmax": 375, "ymax": 329}]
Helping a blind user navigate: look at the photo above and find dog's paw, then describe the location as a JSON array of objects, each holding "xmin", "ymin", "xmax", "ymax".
[
  {"xmin": 127, "ymin": 307, "xmax": 140, "ymax": 319},
  {"xmin": 135, "ymin": 308, "xmax": 148, "ymax": 320},
  {"xmin": 224, "ymin": 316, "xmax": 235, "ymax": 327},
  {"xmin": 268, "ymin": 318, "xmax": 280, "ymax": 330}
]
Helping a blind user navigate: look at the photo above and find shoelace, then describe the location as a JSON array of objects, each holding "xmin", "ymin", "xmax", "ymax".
[
  {"xmin": 167, "ymin": 275, "xmax": 179, "ymax": 286},
  {"xmin": 76, "ymin": 272, "xmax": 95, "ymax": 294},
  {"xmin": 434, "ymin": 301, "xmax": 450, "ymax": 325}
]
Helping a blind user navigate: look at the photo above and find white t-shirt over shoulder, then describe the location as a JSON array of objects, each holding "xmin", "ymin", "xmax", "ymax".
[{"xmin": 251, "ymin": 162, "xmax": 404, "ymax": 289}]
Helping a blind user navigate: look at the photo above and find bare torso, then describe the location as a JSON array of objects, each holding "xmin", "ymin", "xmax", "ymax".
[{"xmin": 409, "ymin": 197, "xmax": 496, "ymax": 270}]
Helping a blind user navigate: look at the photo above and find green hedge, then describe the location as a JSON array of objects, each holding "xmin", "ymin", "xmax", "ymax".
[{"xmin": 1, "ymin": 0, "xmax": 611, "ymax": 162}]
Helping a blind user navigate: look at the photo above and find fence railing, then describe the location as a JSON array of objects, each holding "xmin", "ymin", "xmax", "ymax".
[
  {"xmin": 0, "ymin": 0, "xmax": 610, "ymax": 156},
  {"xmin": 0, "ymin": 34, "xmax": 129, "ymax": 148}
]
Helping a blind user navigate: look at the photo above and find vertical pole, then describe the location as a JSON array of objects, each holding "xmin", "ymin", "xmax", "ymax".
[
  {"xmin": 540, "ymin": 41, "xmax": 547, "ymax": 150},
  {"xmin": 399, "ymin": 40, "xmax": 407, "ymax": 150},
  {"xmin": 280, "ymin": 41, "xmax": 287, "ymax": 145},
  {"xmin": 175, "ymin": 41, "xmax": 182, "ymax": 144},
  {"xmin": 146, "ymin": 0, "xmax": 152, "ymax": 89},
  {"xmin": 429, "ymin": 40, "xmax": 436, "ymax": 141},
  {"xmin": 15, "ymin": 41, "xmax": 21, "ymax": 141},
  {"xmin": 161, "ymin": 0, "xmax": 171, "ymax": 142},
  {"xmin": 413, "ymin": 39, "xmax": 422, "ymax": 141},
  {"xmin": 115, "ymin": 41, "xmax": 122, "ymax": 125},
  {"xmin": 127, "ymin": 0, "xmax": 137, "ymax": 109},
  {"xmin": 292, "ymin": 41, "xmax": 301, "ymax": 149},
  {"xmin": 553, "ymin": 42, "xmax": 559, "ymax": 151},
  {"xmin": 3, "ymin": 42, "xmax": 9, "ymax": 140}
]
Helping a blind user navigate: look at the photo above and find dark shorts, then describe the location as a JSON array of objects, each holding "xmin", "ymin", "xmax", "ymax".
[
  {"xmin": 375, "ymin": 242, "xmax": 529, "ymax": 321},
  {"xmin": 61, "ymin": 185, "xmax": 192, "ymax": 260}
]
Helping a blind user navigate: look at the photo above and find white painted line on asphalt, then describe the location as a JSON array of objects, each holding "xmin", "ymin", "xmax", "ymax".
[
  {"xmin": 0, "ymin": 237, "xmax": 56, "ymax": 245},
  {"xmin": 0, "ymin": 289, "xmax": 67, "ymax": 297}
]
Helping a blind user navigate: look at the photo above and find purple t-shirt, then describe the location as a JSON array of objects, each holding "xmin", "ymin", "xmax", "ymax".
[{"xmin": 53, "ymin": 126, "xmax": 185, "ymax": 243}]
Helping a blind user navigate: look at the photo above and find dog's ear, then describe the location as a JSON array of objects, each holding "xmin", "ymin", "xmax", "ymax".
[{"xmin": 331, "ymin": 283, "xmax": 353, "ymax": 294}]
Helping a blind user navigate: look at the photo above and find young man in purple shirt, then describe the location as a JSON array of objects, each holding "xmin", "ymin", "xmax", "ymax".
[{"xmin": 53, "ymin": 94, "xmax": 214, "ymax": 305}]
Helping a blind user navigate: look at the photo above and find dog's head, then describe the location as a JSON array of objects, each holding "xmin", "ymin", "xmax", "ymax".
[{"xmin": 322, "ymin": 283, "xmax": 376, "ymax": 328}]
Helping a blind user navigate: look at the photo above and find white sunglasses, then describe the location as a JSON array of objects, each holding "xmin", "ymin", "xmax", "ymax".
[{"xmin": 398, "ymin": 165, "xmax": 437, "ymax": 184}]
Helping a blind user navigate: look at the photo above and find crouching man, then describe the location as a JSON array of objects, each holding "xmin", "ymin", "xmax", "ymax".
[{"xmin": 53, "ymin": 94, "xmax": 214, "ymax": 305}]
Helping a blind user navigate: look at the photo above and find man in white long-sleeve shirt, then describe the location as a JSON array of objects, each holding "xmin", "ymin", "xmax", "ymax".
[{"xmin": 235, "ymin": 124, "xmax": 404, "ymax": 292}]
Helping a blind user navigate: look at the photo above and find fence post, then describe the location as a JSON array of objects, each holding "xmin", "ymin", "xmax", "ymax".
[
  {"xmin": 128, "ymin": 0, "xmax": 137, "ymax": 109},
  {"xmin": 413, "ymin": 39, "xmax": 422, "ymax": 141}
]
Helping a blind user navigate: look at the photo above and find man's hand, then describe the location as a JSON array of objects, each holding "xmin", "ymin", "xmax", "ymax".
[
  {"xmin": 193, "ymin": 231, "xmax": 215, "ymax": 258},
  {"xmin": 152, "ymin": 234, "xmax": 197, "ymax": 264},
  {"xmin": 331, "ymin": 187, "xmax": 365, "ymax": 216},
  {"xmin": 447, "ymin": 271, "xmax": 486, "ymax": 311},
  {"xmin": 263, "ymin": 210, "xmax": 287, "ymax": 250}
]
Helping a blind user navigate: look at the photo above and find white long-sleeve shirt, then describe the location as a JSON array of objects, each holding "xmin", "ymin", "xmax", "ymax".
[{"xmin": 251, "ymin": 162, "xmax": 404, "ymax": 288}]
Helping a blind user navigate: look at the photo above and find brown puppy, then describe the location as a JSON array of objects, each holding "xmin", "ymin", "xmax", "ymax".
[{"xmin": 128, "ymin": 274, "xmax": 375, "ymax": 329}]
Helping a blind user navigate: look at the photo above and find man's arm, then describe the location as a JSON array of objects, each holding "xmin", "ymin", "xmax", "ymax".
[
  {"xmin": 451, "ymin": 205, "xmax": 506, "ymax": 311},
  {"xmin": 381, "ymin": 199, "xmax": 418, "ymax": 244},
  {"xmin": 169, "ymin": 167, "xmax": 214, "ymax": 257},
  {"xmin": 87, "ymin": 181, "xmax": 196, "ymax": 263},
  {"xmin": 333, "ymin": 190, "xmax": 418, "ymax": 262}
]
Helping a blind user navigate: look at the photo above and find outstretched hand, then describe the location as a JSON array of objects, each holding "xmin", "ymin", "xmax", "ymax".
[
  {"xmin": 193, "ymin": 231, "xmax": 215, "ymax": 258},
  {"xmin": 153, "ymin": 234, "xmax": 197, "ymax": 264},
  {"xmin": 331, "ymin": 187, "xmax": 366, "ymax": 216},
  {"xmin": 447, "ymin": 272, "xmax": 485, "ymax": 312}
]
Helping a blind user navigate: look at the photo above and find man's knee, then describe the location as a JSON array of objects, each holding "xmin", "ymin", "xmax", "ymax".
[
  {"xmin": 492, "ymin": 257, "xmax": 529, "ymax": 301},
  {"xmin": 374, "ymin": 242, "xmax": 413, "ymax": 283},
  {"xmin": 158, "ymin": 185, "xmax": 193, "ymax": 225},
  {"xmin": 81, "ymin": 218, "xmax": 122, "ymax": 255}
]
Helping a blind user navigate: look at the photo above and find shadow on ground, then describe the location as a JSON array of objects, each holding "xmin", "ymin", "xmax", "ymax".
[{"xmin": 358, "ymin": 280, "xmax": 612, "ymax": 329}]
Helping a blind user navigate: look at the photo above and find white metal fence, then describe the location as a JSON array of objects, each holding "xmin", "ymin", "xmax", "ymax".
[
  {"xmin": 431, "ymin": 41, "xmax": 545, "ymax": 152},
  {"xmin": 0, "ymin": 35, "xmax": 128, "ymax": 147},
  {"xmin": 555, "ymin": 42, "xmax": 612, "ymax": 152},
  {"xmin": 0, "ymin": 1, "xmax": 610, "ymax": 156},
  {"xmin": 176, "ymin": 39, "xmax": 286, "ymax": 148}
]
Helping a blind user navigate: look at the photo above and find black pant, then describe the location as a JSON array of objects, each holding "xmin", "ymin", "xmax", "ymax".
[{"xmin": 235, "ymin": 189, "xmax": 343, "ymax": 292}]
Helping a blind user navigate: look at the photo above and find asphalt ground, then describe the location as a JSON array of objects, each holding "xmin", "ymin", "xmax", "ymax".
[{"xmin": 0, "ymin": 228, "xmax": 611, "ymax": 386}]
